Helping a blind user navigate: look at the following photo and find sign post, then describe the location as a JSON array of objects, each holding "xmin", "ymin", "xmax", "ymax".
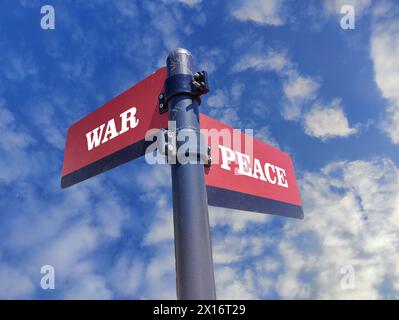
[
  {"xmin": 61, "ymin": 48, "xmax": 303, "ymax": 300},
  {"xmin": 165, "ymin": 49, "xmax": 216, "ymax": 300}
]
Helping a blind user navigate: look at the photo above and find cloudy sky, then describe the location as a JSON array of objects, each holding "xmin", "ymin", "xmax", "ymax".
[{"xmin": 0, "ymin": 0, "xmax": 398, "ymax": 299}]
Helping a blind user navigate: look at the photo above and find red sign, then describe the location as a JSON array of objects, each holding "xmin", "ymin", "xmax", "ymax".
[
  {"xmin": 61, "ymin": 67, "xmax": 302, "ymax": 219},
  {"xmin": 61, "ymin": 67, "xmax": 168, "ymax": 188},
  {"xmin": 200, "ymin": 114, "xmax": 303, "ymax": 219}
]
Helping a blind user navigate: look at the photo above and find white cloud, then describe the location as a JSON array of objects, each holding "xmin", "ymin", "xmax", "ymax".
[
  {"xmin": 129, "ymin": 165, "xmax": 176, "ymax": 299},
  {"xmin": 95, "ymin": 199, "xmax": 129, "ymax": 239},
  {"xmin": 231, "ymin": 46, "xmax": 318, "ymax": 122},
  {"xmin": 284, "ymin": 75, "xmax": 318, "ymax": 101},
  {"xmin": 370, "ymin": 5, "xmax": 399, "ymax": 143},
  {"xmin": 324, "ymin": 0, "xmax": 372, "ymax": 16},
  {"xmin": 136, "ymin": 164, "xmax": 171, "ymax": 191},
  {"xmin": 144, "ymin": 247, "xmax": 176, "ymax": 299},
  {"xmin": 207, "ymin": 89, "xmax": 229, "ymax": 108},
  {"xmin": 144, "ymin": 0, "xmax": 201, "ymax": 51},
  {"xmin": 208, "ymin": 158, "xmax": 399, "ymax": 299},
  {"xmin": 0, "ymin": 263, "xmax": 34, "ymax": 299},
  {"xmin": 282, "ymin": 73, "xmax": 320, "ymax": 120},
  {"xmin": 64, "ymin": 273, "xmax": 113, "ymax": 300},
  {"xmin": 177, "ymin": 0, "xmax": 202, "ymax": 7},
  {"xmin": 3, "ymin": 52, "xmax": 38, "ymax": 82},
  {"xmin": 160, "ymin": 0, "xmax": 202, "ymax": 7},
  {"xmin": 304, "ymin": 100, "xmax": 357, "ymax": 139},
  {"xmin": 142, "ymin": 196, "xmax": 174, "ymax": 246},
  {"xmin": 59, "ymin": 58, "xmax": 95, "ymax": 81},
  {"xmin": 206, "ymin": 82, "xmax": 247, "ymax": 127},
  {"xmin": 232, "ymin": 47, "xmax": 316, "ymax": 121},
  {"xmin": 275, "ymin": 158, "xmax": 399, "ymax": 299},
  {"xmin": 231, "ymin": 0, "xmax": 286, "ymax": 26},
  {"xmin": 215, "ymin": 266, "xmax": 257, "ymax": 299},
  {"xmin": 232, "ymin": 45, "xmax": 359, "ymax": 140},
  {"xmin": 213, "ymin": 233, "xmax": 266, "ymax": 265},
  {"xmin": 144, "ymin": 2, "xmax": 183, "ymax": 51},
  {"xmin": 39, "ymin": 224, "xmax": 99, "ymax": 277},
  {"xmin": 26, "ymin": 155, "xmax": 394, "ymax": 300},
  {"xmin": 197, "ymin": 48, "xmax": 223, "ymax": 75},
  {"xmin": 232, "ymin": 49, "xmax": 291, "ymax": 73},
  {"xmin": 30, "ymin": 101, "xmax": 65, "ymax": 150},
  {"xmin": 209, "ymin": 207, "xmax": 269, "ymax": 232},
  {"xmin": 0, "ymin": 102, "xmax": 37, "ymax": 184},
  {"xmin": 114, "ymin": 0, "xmax": 137, "ymax": 17},
  {"xmin": 0, "ymin": 165, "xmax": 131, "ymax": 299},
  {"xmin": 254, "ymin": 126, "xmax": 281, "ymax": 149},
  {"xmin": 108, "ymin": 255, "xmax": 144, "ymax": 298},
  {"xmin": 210, "ymin": 107, "xmax": 241, "ymax": 127},
  {"xmin": 231, "ymin": 81, "xmax": 246, "ymax": 102}
]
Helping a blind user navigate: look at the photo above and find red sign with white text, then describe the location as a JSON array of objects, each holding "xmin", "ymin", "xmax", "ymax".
[
  {"xmin": 61, "ymin": 67, "xmax": 303, "ymax": 219},
  {"xmin": 200, "ymin": 114, "xmax": 303, "ymax": 219},
  {"xmin": 61, "ymin": 67, "xmax": 168, "ymax": 188}
]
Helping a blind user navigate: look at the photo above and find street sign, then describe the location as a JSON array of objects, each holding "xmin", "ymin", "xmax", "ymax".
[
  {"xmin": 60, "ymin": 48, "xmax": 303, "ymax": 300},
  {"xmin": 61, "ymin": 65, "xmax": 303, "ymax": 216},
  {"xmin": 61, "ymin": 67, "xmax": 168, "ymax": 188},
  {"xmin": 200, "ymin": 114, "xmax": 303, "ymax": 219}
]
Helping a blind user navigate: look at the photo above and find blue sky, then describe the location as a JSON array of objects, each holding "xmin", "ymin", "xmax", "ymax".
[{"xmin": 0, "ymin": 0, "xmax": 398, "ymax": 299}]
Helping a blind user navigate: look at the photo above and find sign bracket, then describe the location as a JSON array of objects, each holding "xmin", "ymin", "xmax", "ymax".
[
  {"xmin": 158, "ymin": 70, "xmax": 209, "ymax": 115},
  {"xmin": 157, "ymin": 129, "xmax": 212, "ymax": 167}
]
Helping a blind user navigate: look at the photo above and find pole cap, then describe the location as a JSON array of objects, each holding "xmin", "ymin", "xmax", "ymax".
[{"xmin": 166, "ymin": 48, "xmax": 193, "ymax": 77}]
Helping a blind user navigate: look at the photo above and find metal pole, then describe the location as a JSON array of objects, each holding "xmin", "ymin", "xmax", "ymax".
[{"xmin": 166, "ymin": 48, "xmax": 216, "ymax": 300}]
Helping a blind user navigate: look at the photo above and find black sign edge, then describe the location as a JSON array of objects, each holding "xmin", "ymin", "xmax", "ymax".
[
  {"xmin": 206, "ymin": 185, "xmax": 304, "ymax": 219},
  {"xmin": 61, "ymin": 139, "xmax": 152, "ymax": 189}
]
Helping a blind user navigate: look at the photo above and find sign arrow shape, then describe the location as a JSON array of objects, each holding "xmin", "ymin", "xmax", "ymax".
[{"xmin": 61, "ymin": 67, "xmax": 168, "ymax": 188}]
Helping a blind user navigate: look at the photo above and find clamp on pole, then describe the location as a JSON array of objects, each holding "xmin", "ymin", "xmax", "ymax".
[
  {"xmin": 192, "ymin": 71, "xmax": 210, "ymax": 95},
  {"xmin": 156, "ymin": 129, "xmax": 176, "ymax": 158},
  {"xmin": 158, "ymin": 70, "xmax": 210, "ymax": 114},
  {"xmin": 157, "ymin": 129, "xmax": 211, "ymax": 167}
]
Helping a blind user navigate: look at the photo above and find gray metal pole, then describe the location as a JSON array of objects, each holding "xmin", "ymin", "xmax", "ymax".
[{"xmin": 166, "ymin": 48, "xmax": 216, "ymax": 300}]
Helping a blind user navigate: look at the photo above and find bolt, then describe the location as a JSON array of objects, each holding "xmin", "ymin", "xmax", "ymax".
[
  {"xmin": 167, "ymin": 131, "xmax": 175, "ymax": 139},
  {"xmin": 192, "ymin": 81, "xmax": 201, "ymax": 88}
]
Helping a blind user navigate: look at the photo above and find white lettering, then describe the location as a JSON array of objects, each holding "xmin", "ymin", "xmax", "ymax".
[
  {"xmin": 265, "ymin": 163, "xmax": 277, "ymax": 184},
  {"xmin": 276, "ymin": 167, "xmax": 288, "ymax": 188},
  {"xmin": 235, "ymin": 151, "xmax": 252, "ymax": 177},
  {"xmin": 219, "ymin": 145, "xmax": 236, "ymax": 171},
  {"xmin": 252, "ymin": 158, "xmax": 267, "ymax": 181},
  {"xmin": 85, "ymin": 107, "xmax": 140, "ymax": 151},
  {"xmin": 120, "ymin": 107, "xmax": 139, "ymax": 134},
  {"xmin": 86, "ymin": 124, "xmax": 105, "ymax": 151},
  {"xmin": 102, "ymin": 119, "xmax": 119, "ymax": 144},
  {"xmin": 218, "ymin": 145, "xmax": 288, "ymax": 189}
]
